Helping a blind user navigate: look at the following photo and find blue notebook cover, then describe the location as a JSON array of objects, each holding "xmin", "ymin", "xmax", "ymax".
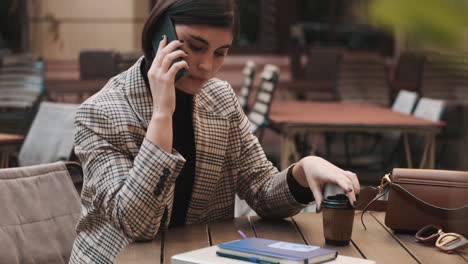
[{"xmin": 218, "ymin": 237, "xmax": 337, "ymax": 262}]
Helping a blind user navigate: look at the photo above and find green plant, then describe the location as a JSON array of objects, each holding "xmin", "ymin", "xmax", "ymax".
[{"xmin": 367, "ymin": 0, "xmax": 468, "ymax": 51}]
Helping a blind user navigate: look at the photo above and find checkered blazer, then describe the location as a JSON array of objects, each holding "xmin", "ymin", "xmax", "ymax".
[{"xmin": 69, "ymin": 58, "xmax": 306, "ymax": 264}]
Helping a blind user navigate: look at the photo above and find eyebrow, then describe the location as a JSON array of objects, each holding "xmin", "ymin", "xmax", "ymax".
[{"xmin": 189, "ymin": 34, "xmax": 231, "ymax": 49}]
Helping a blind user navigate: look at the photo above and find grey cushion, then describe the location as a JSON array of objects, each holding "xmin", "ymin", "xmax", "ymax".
[
  {"xmin": 0, "ymin": 162, "xmax": 81, "ymax": 264},
  {"xmin": 18, "ymin": 102, "xmax": 78, "ymax": 166}
]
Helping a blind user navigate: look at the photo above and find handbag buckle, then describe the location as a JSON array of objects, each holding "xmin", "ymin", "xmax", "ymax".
[{"xmin": 377, "ymin": 173, "xmax": 392, "ymax": 193}]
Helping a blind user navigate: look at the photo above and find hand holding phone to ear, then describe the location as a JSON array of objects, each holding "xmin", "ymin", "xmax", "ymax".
[
  {"xmin": 146, "ymin": 36, "xmax": 189, "ymax": 153},
  {"xmin": 148, "ymin": 35, "xmax": 189, "ymax": 117}
]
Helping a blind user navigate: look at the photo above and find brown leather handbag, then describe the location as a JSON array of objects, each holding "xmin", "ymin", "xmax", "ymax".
[{"xmin": 362, "ymin": 168, "xmax": 468, "ymax": 235}]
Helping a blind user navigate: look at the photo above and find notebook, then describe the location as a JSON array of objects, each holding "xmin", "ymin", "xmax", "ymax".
[
  {"xmin": 171, "ymin": 244, "xmax": 376, "ymax": 264},
  {"xmin": 217, "ymin": 237, "xmax": 336, "ymax": 264}
]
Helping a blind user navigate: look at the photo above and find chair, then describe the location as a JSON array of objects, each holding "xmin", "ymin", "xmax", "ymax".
[
  {"xmin": 0, "ymin": 161, "xmax": 81, "ymax": 263},
  {"xmin": 247, "ymin": 64, "xmax": 280, "ymax": 142},
  {"xmin": 79, "ymin": 50, "xmax": 118, "ymax": 80},
  {"xmin": 325, "ymin": 90, "xmax": 420, "ymax": 182},
  {"xmin": 235, "ymin": 64, "xmax": 279, "ymax": 217},
  {"xmin": 390, "ymin": 51, "xmax": 426, "ymax": 99},
  {"xmin": 419, "ymin": 51, "xmax": 468, "ymax": 170},
  {"xmin": 413, "ymin": 97, "xmax": 445, "ymax": 122},
  {"xmin": 404, "ymin": 97, "xmax": 445, "ymax": 169},
  {"xmin": 17, "ymin": 101, "xmax": 79, "ymax": 167},
  {"xmin": 337, "ymin": 52, "xmax": 391, "ymax": 106},
  {"xmin": 0, "ymin": 58, "xmax": 46, "ymax": 136},
  {"xmin": 237, "ymin": 60, "xmax": 256, "ymax": 112},
  {"xmin": 421, "ymin": 51, "xmax": 468, "ymax": 103},
  {"xmin": 287, "ymin": 47, "xmax": 342, "ymax": 101},
  {"xmin": 391, "ymin": 89, "xmax": 419, "ymax": 114}
]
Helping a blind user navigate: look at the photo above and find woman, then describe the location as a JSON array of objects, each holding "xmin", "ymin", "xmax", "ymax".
[{"xmin": 70, "ymin": 0, "xmax": 360, "ymax": 263}]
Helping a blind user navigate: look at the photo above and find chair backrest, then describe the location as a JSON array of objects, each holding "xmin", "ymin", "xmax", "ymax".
[
  {"xmin": 421, "ymin": 51, "xmax": 468, "ymax": 104},
  {"xmin": 413, "ymin": 97, "xmax": 445, "ymax": 122},
  {"xmin": 301, "ymin": 47, "xmax": 343, "ymax": 100},
  {"xmin": 79, "ymin": 50, "xmax": 118, "ymax": 80},
  {"xmin": 391, "ymin": 90, "xmax": 419, "ymax": 114},
  {"xmin": 0, "ymin": 161, "xmax": 81, "ymax": 263},
  {"xmin": 18, "ymin": 102, "xmax": 79, "ymax": 166},
  {"xmin": 237, "ymin": 60, "xmax": 256, "ymax": 111},
  {"xmin": 0, "ymin": 59, "xmax": 46, "ymax": 135},
  {"xmin": 337, "ymin": 52, "xmax": 390, "ymax": 106},
  {"xmin": 247, "ymin": 64, "xmax": 280, "ymax": 133},
  {"xmin": 392, "ymin": 51, "xmax": 426, "ymax": 92}
]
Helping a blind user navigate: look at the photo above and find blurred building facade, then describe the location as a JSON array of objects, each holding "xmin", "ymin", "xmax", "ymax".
[{"xmin": 3, "ymin": 0, "xmax": 396, "ymax": 60}]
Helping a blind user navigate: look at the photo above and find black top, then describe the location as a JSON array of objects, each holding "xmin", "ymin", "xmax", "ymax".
[
  {"xmin": 140, "ymin": 60, "xmax": 313, "ymax": 227},
  {"xmin": 169, "ymin": 88, "xmax": 196, "ymax": 227}
]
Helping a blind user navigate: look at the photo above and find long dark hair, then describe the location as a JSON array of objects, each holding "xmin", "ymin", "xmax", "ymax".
[{"xmin": 142, "ymin": 0, "xmax": 239, "ymax": 66}]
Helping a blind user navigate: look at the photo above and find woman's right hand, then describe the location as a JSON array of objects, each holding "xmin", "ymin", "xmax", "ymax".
[{"xmin": 148, "ymin": 35, "xmax": 189, "ymax": 117}]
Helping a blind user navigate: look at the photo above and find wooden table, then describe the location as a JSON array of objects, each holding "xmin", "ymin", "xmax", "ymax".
[
  {"xmin": 0, "ymin": 133, "xmax": 24, "ymax": 167},
  {"xmin": 115, "ymin": 212, "xmax": 467, "ymax": 264},
  {"xmin": 268, "ymin": 101, "xmax": 445, "ymax": 170}
]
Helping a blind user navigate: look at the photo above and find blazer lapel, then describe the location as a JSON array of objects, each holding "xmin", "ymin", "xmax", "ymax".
[
  {"xmin": 123, "ymin": 57, "xmax": 153, "ymax": 129},
  {"xmin": 186, "ymin": 93, "xmax": 229, "ymax": 223}
]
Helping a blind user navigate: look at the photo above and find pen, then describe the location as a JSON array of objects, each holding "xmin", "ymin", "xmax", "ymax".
[
  {"xmin": 237, "ymin": 230, "xmax": 248, "ymax": 239},
  {"xmin": 216, "ymin": 251, "xmax": 280, "ymax": 264}
]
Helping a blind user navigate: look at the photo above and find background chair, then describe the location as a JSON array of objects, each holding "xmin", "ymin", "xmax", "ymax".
[
  {"xmin": 235, "ymin": 64, "xmax": 280, "ymax": 217},
  {"xmin": 237, "ymin": 60, "xmax": 256, "ymax": 112},
  {"xmin": 79, "ymin": 49, "xmax": 118, "ymax": 80},
  {"xmin": 247, "ymin": 64, "xmax": 280, "ymax": 142},
  {"xmin": 413, "ymin": 97, "xmax": 445, "ymax": 122},
  {"xmin": 0, "ymin": 161, "xmax": 81, "ymax": 263},
  {"xmin": 337, "ymin": 52, "xmax": 391, "ymax": 106},
  {"xmin": 390, "ymin": 51, "xmax": 426, "ymax": 100},
  {"xmin": 391, "ymin": 89, "xmax": 419, "ymax": 114},
  {"xmin": 0, "ymin": 56, "xmax": 45, "ymax": 135},
  {"xmin": 405, "ymin": 97, "xmax": 445, "ymax": 169},
  {"xmin": 324, "ymin": 90, "xmax": 420, "ymax": 184},
  {"xmin": 289, "ymin": 47, "xmax": 343, "ymax": 101},
  {"xmin": 419, "ymin": 51, "xmax": 468, "ymax": 170}
]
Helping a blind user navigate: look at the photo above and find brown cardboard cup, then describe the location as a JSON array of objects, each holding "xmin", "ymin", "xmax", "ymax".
[{"xmin": 322, "ymin": 194, "xmax": 355, "ymax": 246}]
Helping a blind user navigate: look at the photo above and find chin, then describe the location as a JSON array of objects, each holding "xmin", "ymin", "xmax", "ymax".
[{"xmin": 176, "ymin": 76, "xmax": 206, "ymax": 94}]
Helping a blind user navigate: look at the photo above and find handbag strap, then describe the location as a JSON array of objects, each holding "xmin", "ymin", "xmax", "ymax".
[{"xmin": 360, "ymin": 179, "xmax": 391, "ymax": 230}]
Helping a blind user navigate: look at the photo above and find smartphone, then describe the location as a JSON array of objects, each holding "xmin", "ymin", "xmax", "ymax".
[{"xmin": 152, "ymin": 15, "xmax": 186, "ymax": 81}]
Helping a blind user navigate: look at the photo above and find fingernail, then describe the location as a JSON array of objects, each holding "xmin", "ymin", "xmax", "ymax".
[
  {"xmin": 316, "ymin": 205, "xmax": 321, "ymax": 213},
  {"xmin": 347, "ymin": 187, "xmax": 353, "ymax": 192},
  {"xmin": 179, "ymin": 40, "xmax": 184, "ymax": 43},
  {"xmin": 161, "ymin": 35, "xmax": 165, "ymax": 40}
]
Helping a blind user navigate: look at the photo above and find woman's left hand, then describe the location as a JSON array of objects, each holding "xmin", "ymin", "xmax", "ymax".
[{"xmin": 292, "ymin": 156, "xmax": 360, "ymax": 212}]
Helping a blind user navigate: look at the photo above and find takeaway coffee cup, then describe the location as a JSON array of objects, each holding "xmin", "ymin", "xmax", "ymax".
[{"xmin": 322, "ymin": 194, "xmax": 355, "ymax": 246}]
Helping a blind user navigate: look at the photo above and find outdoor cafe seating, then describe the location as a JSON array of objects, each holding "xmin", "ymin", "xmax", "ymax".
[{"xmin": 1, "ymin": 40, "xmax": 468, "ymax": 264}]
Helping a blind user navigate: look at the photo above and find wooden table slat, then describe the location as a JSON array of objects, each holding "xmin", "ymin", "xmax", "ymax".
[
  {"xmin": 249, "ymin": 216, "xmax": 305, "ymax": 244},
  {"xmin": 163, "ymin": 223, "xmax": 210, "ymax": 264},
  {"xmin": 372, "ymin": 212, "xmax": 468, "ymax": 264},
  {"xmin": 0, "ymin": 133, "xmax": 24, "ymax": 145},
  {"xmin": 209, "ymin": 216, "xmax": 254, "ymax": 245},
  {"xmin": 352, "ymin": 212, "xmax": 418, "ymax": 264},
  {"xmin": 292, "ymin": 212, "xmax": 363, "ymax": 258},
  {"xmin": 115, "ymin": 239, "xmax": 160, "ymax": 264}
]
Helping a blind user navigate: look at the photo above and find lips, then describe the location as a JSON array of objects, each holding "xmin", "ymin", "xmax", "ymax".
[{"xmin": 189, "ymin": 75, "xmax": 207, "ymax": 82}]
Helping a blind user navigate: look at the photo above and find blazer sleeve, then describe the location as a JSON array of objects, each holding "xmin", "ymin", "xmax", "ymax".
[
  {"xmin": 74, "ymin": 101, "xmax": 185, "ymax": 241},
  {"xmin": 228, "ymin": 85, "xmax": 307, "ymax": 219}
]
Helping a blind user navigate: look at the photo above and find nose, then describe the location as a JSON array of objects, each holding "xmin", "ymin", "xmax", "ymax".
[{"xmin": 197, "ymin": 55, "xmax": 212, "ymax": 73}]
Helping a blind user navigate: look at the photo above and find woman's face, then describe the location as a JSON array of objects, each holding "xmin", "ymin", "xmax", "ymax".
[{"xmin": 174, "ymin": 24, "xmax": 233, "ymax": 94}]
